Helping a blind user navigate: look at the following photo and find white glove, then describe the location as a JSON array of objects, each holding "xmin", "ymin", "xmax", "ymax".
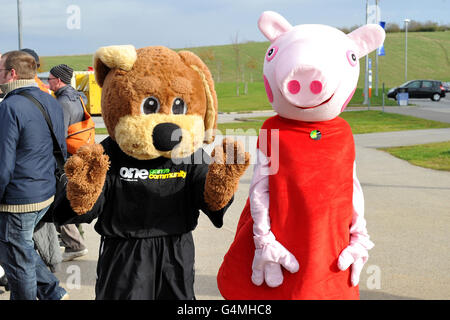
[
  {"xmin": 338, "ymin": 240, "xmax": 374, "ymax": 286},
  {"xmin": 251, "ymin": 232, "xmax": 299, "ymax": 288}
]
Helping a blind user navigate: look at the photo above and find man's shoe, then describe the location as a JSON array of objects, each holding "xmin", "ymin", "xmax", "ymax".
[{"xmin": 62, "ymin": 248, "xmax": 88, "ymax": 262}]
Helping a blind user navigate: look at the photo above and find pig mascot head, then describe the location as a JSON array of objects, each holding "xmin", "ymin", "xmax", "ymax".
[{"xmin": 259, "ymin": 11, "xmax": 385, "ymax": 122}]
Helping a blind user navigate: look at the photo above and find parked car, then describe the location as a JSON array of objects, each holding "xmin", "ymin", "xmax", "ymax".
[
  {"xmin": 387, "ymin": 80, "xmax": 446, "ymax": 101},
  {"xmin": 443, "ymin": 81, "xmax": 450, "ymax": 93}
]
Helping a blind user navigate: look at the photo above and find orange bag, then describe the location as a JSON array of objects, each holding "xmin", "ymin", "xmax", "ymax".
[{"xmin": 66, "ymin": 97, "xmax": 95, "ymax": 155}]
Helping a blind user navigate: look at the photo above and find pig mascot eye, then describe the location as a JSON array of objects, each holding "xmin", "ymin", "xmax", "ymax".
[
  {"xmin": 346, "ymin": 50, "xmax": 358, "ymax": 67},
  {"xmin": 266, "ymin": 46, "xmax": 279, "ymax": 62}
]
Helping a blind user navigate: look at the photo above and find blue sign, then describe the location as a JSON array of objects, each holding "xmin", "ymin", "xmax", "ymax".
[{"xmin": 378, "ymin": 21, "xmax": 386, "ymax": 56}]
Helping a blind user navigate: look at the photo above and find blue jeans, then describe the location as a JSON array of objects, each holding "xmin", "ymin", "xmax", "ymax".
[{"xmin": 0, "ymin": 206, "xmax": 67, "ymax": 300}]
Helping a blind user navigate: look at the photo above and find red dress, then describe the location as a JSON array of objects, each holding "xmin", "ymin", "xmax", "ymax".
[{"xmin": 217, "ymin": 115, "xmax": 359, "ymax": 299}]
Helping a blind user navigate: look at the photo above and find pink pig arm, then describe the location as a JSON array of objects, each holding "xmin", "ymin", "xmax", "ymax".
[
  {"xmin": 250, "ymin": 151, "xmax": 373, "ymax": 287},
  {"xmin": 249, "ymin": 149, "xmax": 271, "ymax": 237},
  {"xmin": 337, "ymin": 162, "xmax": 375, "ymax": 286},
  {"xmin": 350, "ymin": 161, "xmax": 375, "ymax": 251},
  {"xmin": 249, "ymin": 150, "xmax": 299, "ymax": 287}
]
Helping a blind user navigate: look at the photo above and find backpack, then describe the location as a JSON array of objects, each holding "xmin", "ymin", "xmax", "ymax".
[{"xmin": 66, "ymin": 96, "xmax": 95, "ymax": 155}]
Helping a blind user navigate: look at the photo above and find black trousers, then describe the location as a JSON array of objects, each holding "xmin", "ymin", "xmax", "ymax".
[{"xmin": 95, "ymin": 232, "xmax": 195, "ymax": 300}]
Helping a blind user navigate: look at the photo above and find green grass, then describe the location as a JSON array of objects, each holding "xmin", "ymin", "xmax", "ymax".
[
  {"xmin": 380, "ymin": 141, "xmax": 450, "ymax": 171},
  {"xmin": 40, "ymin": 31, "xmax": 450, "ymax": 89},
  {"xmin": 215, "ymin": 82, "xmax": 272, "ymax": 112},
  {"xmin": 39, "ymin": 54, "xmax": 93, "ymax": 73},
  {"xmin": 347, "ymin": 88, "xmax": 398, "ymax": 107},
  {"xmin": 95, "ymin": 128, "xmax": 108, "ymax": 135},
  {"xmin": 340, "ymin": 111, "xmax": 450, "ymax": 133},
  {"xmin": 216, "ymin": 111, "xmax": 450, "ymax": 135}
]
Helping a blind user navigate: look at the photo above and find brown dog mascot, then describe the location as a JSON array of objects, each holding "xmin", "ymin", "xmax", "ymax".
[{"xmin": 56, "ymin": 45, "xmax": 250, "ymax": 300}]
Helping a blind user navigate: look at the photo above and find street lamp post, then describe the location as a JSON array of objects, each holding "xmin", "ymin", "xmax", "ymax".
[
  {"xmin": 404, "ymin": 18, "xmax": 410, "ymax": 82},
  {"xmin": 363, "ymin": 0, "xmax": 369, "ymax": 105},
  {"xmin": 17, "ymin": 0, "xmax": 23, "ymax": 49},
  {"xmin": 375, "ymin": 0, "xmax": 379, "ymax": 97}
]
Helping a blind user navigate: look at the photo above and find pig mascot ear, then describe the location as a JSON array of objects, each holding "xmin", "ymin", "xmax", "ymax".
[
  {"xmin": 348, "ymin": 24, "xmax": 386, "ymax": 58},
  {"xmin": 258, "ymin": 11, "xmax": 293, "ymax": 42}
]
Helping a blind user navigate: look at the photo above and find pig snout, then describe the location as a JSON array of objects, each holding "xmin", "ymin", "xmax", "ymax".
[
  {"xmin": 272, "ymin": 44, "xmax": 340, "ymax": 108},
  {"xmin": 280, "ymin": 65, "xmax": 337, "ymax": 108}
]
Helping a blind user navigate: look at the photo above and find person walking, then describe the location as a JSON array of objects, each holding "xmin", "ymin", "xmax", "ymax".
[
  {"xmin": 19, "ymin": 49, "xmax": 64, "ymax": 271},
  {"xmin": 19, "ymin": 48, "xmax": 52, "ymax": 95},
  {"xmin": 0, "ymin": 50, "xmax": 68, "ymax": 300},
  {"xmin": 48, "ymin": 64, "xmax": 91, "ymax": 261}
]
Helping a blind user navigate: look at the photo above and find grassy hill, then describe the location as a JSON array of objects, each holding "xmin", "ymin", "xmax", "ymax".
[
  {"xmin": 39, "ymin": 31, "xmax": 450, "ymax": 88},
  {"xmin": 362, "ymin": 31, "xmax": 450, "ymax": 88},
  {"xmin": 39, "ymin": 31, "xmax": 449, "ymax": 112}
]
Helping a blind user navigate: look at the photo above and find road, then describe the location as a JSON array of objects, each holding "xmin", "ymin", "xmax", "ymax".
[
  {"xmin": 408, "ymin": 96, "xmax": 450, "ymax": 113},
  {"xmin": 381, "ymin": 96, "xmax": 450, "ymax": 122}
]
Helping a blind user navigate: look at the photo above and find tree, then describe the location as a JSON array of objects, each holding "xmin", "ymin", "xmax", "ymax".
[
  {"xmin": 231, "ymin": 32, "xmax": 242, "ymax": 96},
  {"xmin": 197, "ymin": 48, "xmax": 215, "ymax": 64},
  {"xmin": 246, "ymin": 57, "xmax": 258, "ymax": 83},
  {"xmin": 198, "ymin": 48, "xmax": 219, "ymax": 82},
  {"xmin": 215, "ymin": 59, "xmax": 223, "ymax": 83},
  {"xmin": 385, "ymin": 23, "xmax": 401, "ymax": 33}
]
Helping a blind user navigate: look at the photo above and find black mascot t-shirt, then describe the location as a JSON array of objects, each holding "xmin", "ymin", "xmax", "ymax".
[{"xmin": 57, "ymin": 137, "xmax": 230, "ymax": 238}]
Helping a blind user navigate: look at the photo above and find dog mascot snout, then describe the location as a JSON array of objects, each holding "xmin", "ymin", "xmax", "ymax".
[{"xmin": 152, "ymin": 122, "xmax": 182, "ymax": 151}]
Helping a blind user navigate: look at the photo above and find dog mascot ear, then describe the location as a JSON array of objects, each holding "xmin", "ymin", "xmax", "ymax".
[
  {"xmin": 93, "ymin": 45, "xmax": 137, "ymax": 87},
  {"xmin": 178, "ymin": 51, "xmax": 218, "ymax": 144}
]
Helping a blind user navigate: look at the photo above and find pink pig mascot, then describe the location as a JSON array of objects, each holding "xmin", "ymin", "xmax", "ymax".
[{"xmin": 217, "ymin": 11, "xmax": 385, "ymax": 299}]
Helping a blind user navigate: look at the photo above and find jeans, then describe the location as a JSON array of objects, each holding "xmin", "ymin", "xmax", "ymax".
[{"xmin": 0, "ymin": 205, "xmax": 67, "ymax": 300}]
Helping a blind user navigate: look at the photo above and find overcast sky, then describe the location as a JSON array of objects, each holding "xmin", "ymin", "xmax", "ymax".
[{"xmin": 1, "ymin": 0, "xmax": 449, "ymax": 56}]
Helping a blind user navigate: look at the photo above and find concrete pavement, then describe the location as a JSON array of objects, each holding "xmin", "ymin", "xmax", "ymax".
[{"xmin": 1, "ymin": 104, "xmax": 450, "ymax": 300}]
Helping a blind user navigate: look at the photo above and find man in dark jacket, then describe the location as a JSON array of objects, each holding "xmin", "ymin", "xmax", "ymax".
[
  {"xmin": 0, "ymin": 50, "xmax": 68, "ymax": 300},
  {"xmin": 48, "ymin": 64, "xmax": 89, "ymax": 262},
  {"xmin": 48, "ymin": 64, "xmax": 88, "ymax": 140}
]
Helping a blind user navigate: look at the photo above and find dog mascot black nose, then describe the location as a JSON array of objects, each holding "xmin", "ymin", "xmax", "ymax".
[{"xmin": 152, "ymin": 122, "xmax": 182, "ymax": 151}]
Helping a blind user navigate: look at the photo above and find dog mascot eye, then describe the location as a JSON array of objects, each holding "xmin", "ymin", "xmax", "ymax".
[
  {"xmin": 141, "ymin": 96, "xmax": 160, "ymax": 114},
  {"xmin": 172, "ymin": 98, "xmax": 187, "ymax": 115}
]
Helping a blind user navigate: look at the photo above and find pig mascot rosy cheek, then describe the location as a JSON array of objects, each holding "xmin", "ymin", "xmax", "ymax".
[{"xmin": 217, "ymin": 11, "xmax": 385, "ymax": 300}]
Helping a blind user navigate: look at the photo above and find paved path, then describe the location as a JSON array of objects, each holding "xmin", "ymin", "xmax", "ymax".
[{"xmin": 2, "ymin": 102, "xmax": 450, "ymax": 300}]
